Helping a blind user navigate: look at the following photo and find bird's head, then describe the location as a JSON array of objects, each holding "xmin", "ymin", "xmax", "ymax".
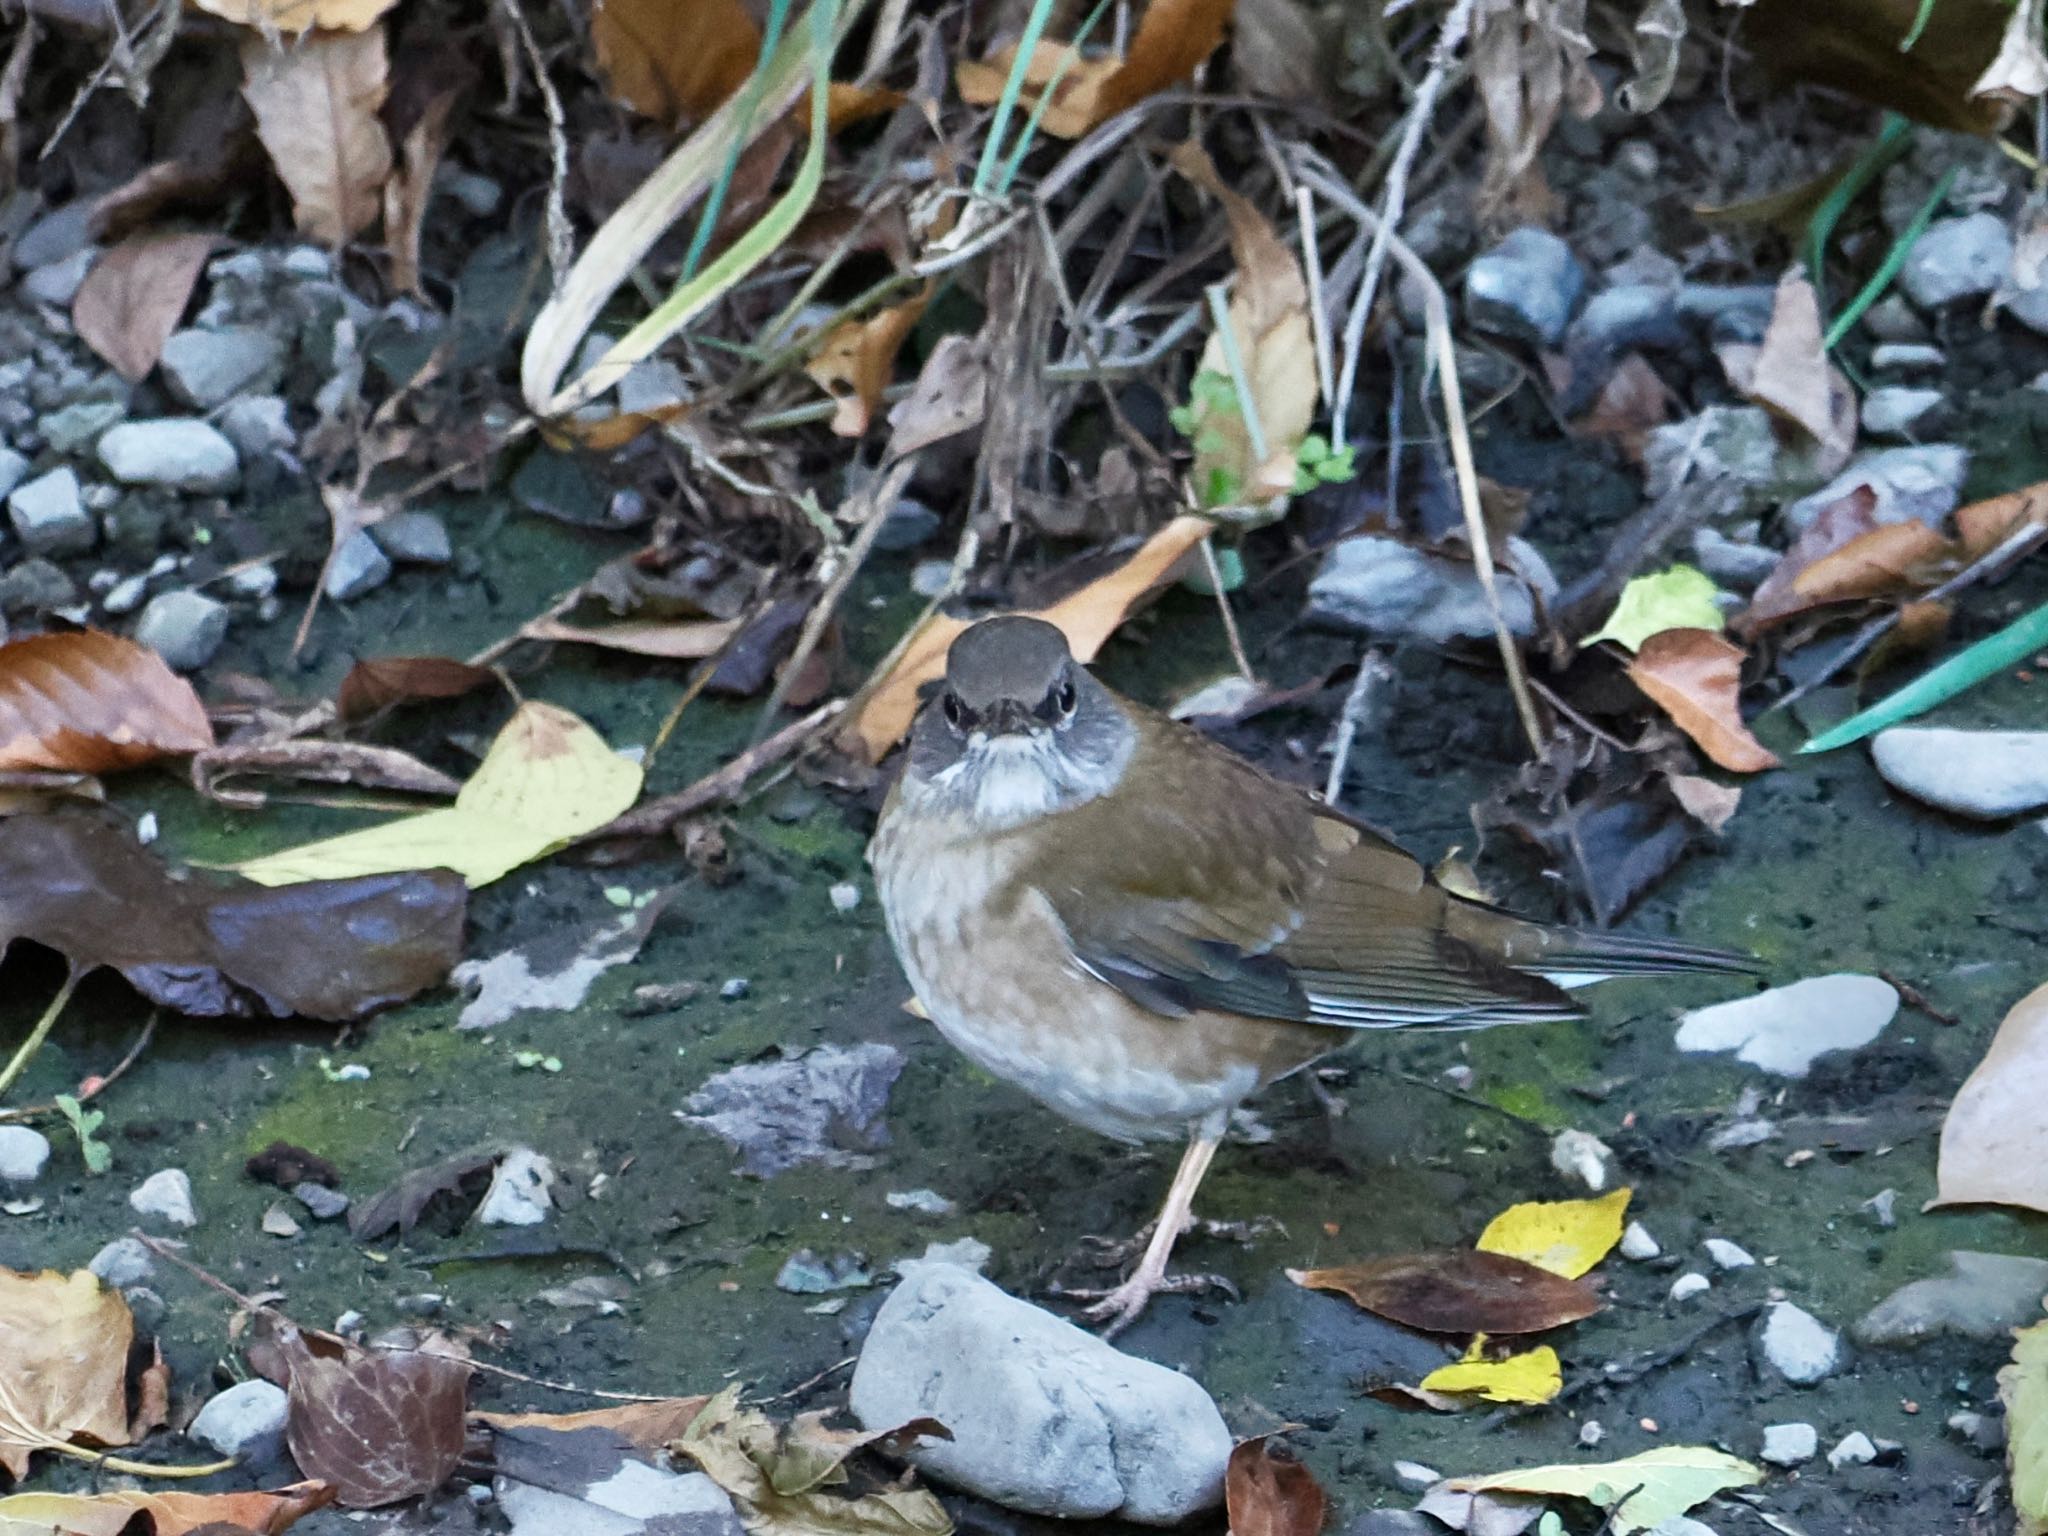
[{"xmin": 904, "ymin": 615, "xmax": 1136, "ymax": 830}]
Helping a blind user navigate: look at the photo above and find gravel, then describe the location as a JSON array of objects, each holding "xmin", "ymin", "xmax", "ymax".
[
  {"xmin": 134, "ymin": 590, "xmax": 230, "ymax": 671},
  {"xmin": 98, "ymin": 419, "xmax": 240, "ymax": 491},
  {"xmin": 7, "ymin": 466, "xmax": 93, "ymax": 555}
]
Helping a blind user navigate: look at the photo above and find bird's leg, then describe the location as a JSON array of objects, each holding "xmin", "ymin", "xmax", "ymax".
[{"xmin": 1054, "ymin": 1123, "xmax": 1233, "ymax": 1338}]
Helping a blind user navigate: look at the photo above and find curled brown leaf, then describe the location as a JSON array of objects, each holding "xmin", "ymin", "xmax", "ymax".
[
  {"xmin": 282, "ymin": 1326, "xmax": 470, "ymax": 1508},
  {"xmin": 0, "ymin": 630, "xmax": 215, "ymax": 774},
  {"xmin": 1627, "ymin": 629, "xmax": 1779, "ymax": 774},
  {"xmin": 1287, "ymin": 1250, "xmax": 1603, "ymax": 1335}
]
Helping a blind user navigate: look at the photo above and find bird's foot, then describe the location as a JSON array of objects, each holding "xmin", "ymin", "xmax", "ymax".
[
  {"xmin": 1049, "ymin": 1269, "xmax": 1241, "ymax": 1339},
  {"xmin": 1072, "ymin": 1213, "xmax": 1282, "ymax": 1270}
]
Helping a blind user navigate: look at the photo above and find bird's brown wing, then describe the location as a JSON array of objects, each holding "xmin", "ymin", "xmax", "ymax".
[{"xmin": 1021, "ymin": 712, "xmax": 1581, "ymax": 1030}]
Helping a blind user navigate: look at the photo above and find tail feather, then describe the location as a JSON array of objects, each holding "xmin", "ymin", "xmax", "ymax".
[{"xmin": 1541, "ymin": 930, "xmax": 1760, "ymax": 980}]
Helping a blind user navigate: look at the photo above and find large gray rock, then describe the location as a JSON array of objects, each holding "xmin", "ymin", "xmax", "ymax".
[
  {"xmin": 189, "ymin": 1379, "xmax": 289, "ymax": 1462},
  {"xmin": 0, "ymin": 1126, "xmax": 49, "ymax": 1183},
  {"xmin": 1779, "ymin": 445, "xmax": 1968, "ymax": 536},
  {"xmin": 98, "ymin": 419, "xmax": 239, "ymax": 492},
  {"xmin": 159, "ymin": 327, "xmax": 284, "ymax": 410},
  {"xmin": 849, "ymin": 1263, "xmax": 1231, "ymax": 1523},
  {"xmin": 1856, "ymin": 1251, "xmax": 2048, "ymax": 1346},
  {"xmin": 1465, "ymin": 228, "xmax": 1586, "ymax": 345},
  {"xmin": 1873, "ymin": 728, "xmax": 2048, "ymax": 819},
  {"xmin": 135, "ymin": 590, "xmax": 229, "ymax": 671},
  {"xmin": 7, "ymin": 466, "xmax": 93, "ymax": 555},
  {"xmin": 1899, "ymin": 213, "xmax": 2012, "ymax": 308},
  {"xmin": 1307, "ymin": 534, "xmax": 1558, "ymax": 646}
]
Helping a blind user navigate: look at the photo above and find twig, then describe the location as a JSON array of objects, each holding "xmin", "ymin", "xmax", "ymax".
[
  {"xmin": 0, "ymin": 969, "xmax": 78, "ymax": 1102},
  {"xmin": 1199, "ymin": 536, "xmax": 1254, "ymax": 680},
  {"xmin": 0, "ymin": 1009, "xmax": 158, "ymax": 1124},
  {"xmin": 587, "ymin": 699, "xmax": 844, "ymax": 842},
  {"xmin": 1323, "ymin": 649, "xmax": 1395, "ymax": 804},
  {"xmin": 1296, "ymin": 185, "xmax": 1336, "ymax": 406},
  {"xmin": 493, "ymin": 0, "xmax": 573, "ymax": 291}
]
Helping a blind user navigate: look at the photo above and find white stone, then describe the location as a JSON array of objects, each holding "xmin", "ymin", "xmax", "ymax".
[
  {"xmin": 1828, "ymin": 1431, "xmax": 1878, "ymax": 1468},
  {"xmin": 885, "ymin": 1188, "xmax": 955, "ymax": 1217},
  {"xmin": 829, "ymin": 882, "xmax": 861, "ymax": 913},
  {"xmin": 477, "ymin": 1147, "xmax": 556, "ymax": 1227},
  {"xmin": 1899, "ymin": 213, "xmax": 2012, "ymax": 307},
  {"xmin": 1704, "ymin": 1237, "xmax": 1756, "ymax": 1271},
  {"xmin": 1670, "ymin": 1272, "xmax": 1711, "ymax": 1301},
  {"xmin": 1860, "ymin": 386, "xmax": 1943, "ymax": 438},
  {"xmin": 134, "ymin": 590, "xmax": 229, "ymax": 671},
  {"xmin": 189, "ymin": 1379, "xmax": 289, "ymax": 1460},
  {"xmin": 1760, "ymin": 1422, "xmax": 1818, "ymax": 1466},
  {"xmin": 849, "ymin": 1262, "xmax": 1231, "ymax": 1523},
  {"xmin": 1873, "ymin": 728, "xmax": 2048, "ymax": 820},
  {"xmin": 1675, "ymin": 975, "xmax": 1897, "ymax": 1076},
  {"xmin": 1760, "ymin": 1300, "xmax": 1841, "ymax": 1385},
  {"xmin": 1549, "ymin": 1128, "xmax": 1615, "ymax": 1191},
  {"xmin": 1780, "ymin": 445, "xmax": 1969, "ymax": 536},
  {"xmin": 98, "ymin": 419, "xmax": 239, "ymax": 491},
  {"xmin": 1619, "ymin": 1221, "xmax": 1661, "ymax": 1260},
  {"xmin": 1392, "ymin": 1461, "xmax": 1442, "ymax": 1490},
  {"xmin": 129, "ymin": 1168, "xmax": 198, "ymax": 1227},
  {"xmin": 102, "ymin": 573, "xmax": 149, "ymax": 615},
  {"xmin": 0, "ymin": 1126, "xmax": 50, "ymax": 1183},
  {"xmin": 497, "ymin": 1466, "xmax": 739, "ymax": 1536},
  {"xmin": 8, "ymin": 466, "xmax": 93, "ymax": 555},
  {"xmin": 1871, "ymin": 343, "xmax": 1945, "ymax": 372}
]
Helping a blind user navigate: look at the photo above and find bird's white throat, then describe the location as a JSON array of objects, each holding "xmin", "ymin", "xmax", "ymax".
[{"xmin": 922, "ymin": 728, "xmax": 1129, "ymax": 831}]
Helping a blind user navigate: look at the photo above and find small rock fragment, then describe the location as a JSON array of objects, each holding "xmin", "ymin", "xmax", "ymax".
[
  {"xmin": 158, "ymin": 327, "xmax": 284, "ymax": 410},
  {"xmin": 1948, "ymin": 1409, "xmax": 2004, "ymax": 1453},
  {"xmin": 189, "ymin": 1378, "xmax": 290, "ymax": 1462},
  {"xmin": 14, "ymin": 203, "xmax": 93, "ymax": 269},
  {"xmin": 292, "ymin": 1181, "xmax": 350, "ymax": 1221},
  {"xmin": 1704, "ymin": 1237, "xmax": 1756, "ymax": 1271},
  {"xmin": 129, "ymin": 1168, "xmax": 198, "ymax": 1227},
  {"xmin": 1392, "ymin": 1461, "xmax": 1442, "ymax": 1490},
  {"xmin": 1860, "ymin": 386, "xmax": 1943, "ymax": 438},
  {"xmin": 1759, "ymin": 1300, "xmax": 1841, "ymax": 1385},
  {"xmin": 7, "ymin": 467, "xmax": 94, "ymax": 556},
  {"xmin": 219, "ymin": 395, "xmax": 296, "ymax": 458},
  {"xmin": 1873, "ymin": 727, "xmax": 2048, "ymax": 820},
  {"xmin": 371, "ymin": 510, "xmax": 452, "ymax": 566},
  {"xmin": 829, "ymin": 881, "xmax": 861, "ymax": 913},
  {"xmin": 102, "ymin": 573, "xmax": 149, "ymax": 615},
  {"xmin": 719, "ymin": 977, "xmax": 750, "ymax": 1000},
  {"xmin": 775, "ymin": 1248, "xmax": 872, "ymax": 1293},
  {"xmin": 1578, "ymin": 1419, "xmax": 1604, "ymax": 1447},
  {"xmin": 22, "ymin": 247, "xmax": 97, "ymax": 307},
  {"xmin": 134, "ymin": 590, "xmax": 229, "ymax": 671},
  {"xmin": 0, "ymin": 448, "xmax": 27, "ymax": 501},
  {"xmin": 1308, "ymin": 534, "xmax": 1558, "ymax": 645},
  {"xmin": 886, "ymin": 1188, "xmax": 956, "ymax": 1217},
  {"xmin": 98, "ymin": 419, "xmax": 240, "ymax": 491},
  {"xmin": 1465, "ymin": 228, "xmax": 1585, "ymax": 344},
  {"xmin": 89, "ymin": 1237, "xmax": 155, "ymax": 1288},
  {"xmin": 1619, "ymin": 1221, "xmax": 1661, "ymax": 1261},
  {"xmin": 260, "ymin": 1203, "xmax": 301, "ymax": 1238},
  {"xmin": 323, "ymin": 527, "xmax": 391, "ymax": 601},
  {"xmin": 850, "ymin": 1262, "xmax": 1231, "ymax": 1522},
  {"xmin": 1549, "ymin": 1128, "xmax": 1615, "ymax": 1191},
  {"xmin": 0, "ymin": 1126, "xmax": 50, "ymax": 1184},
  {"xmin": 476, "ymin": 1147, "xmax": 555, "ymax": 1227},
  {"xmin": 1760, "ymin": 1422, "xmax": 1818, "ymax": 1466},
  {"xmin": 1871, "ymin": 342, "xmax": 1945, "ymax": 372},
  {"xmin": 1828, "ymin": 1431, "xmax": 1878, "ymax": 1469},
  {"xmin": 1670, "ymin": 1272, "xmax": 1711, "ymax": 1302},
  {"xmin": 1899, "ymin": 213, "xmax": 2011, "ymax": 308},
  {"xmin": 1863, "ymin": 1189, "xmax": 1899, "ymax": 1229}
]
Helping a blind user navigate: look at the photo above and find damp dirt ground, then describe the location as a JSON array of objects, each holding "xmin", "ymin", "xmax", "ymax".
[{"xmin": 5, "ymin": 399, "xmax": 2048, "ymax": 1536}]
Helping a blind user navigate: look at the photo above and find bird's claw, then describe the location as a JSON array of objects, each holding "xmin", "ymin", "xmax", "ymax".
[
  {"xmin": 1049, "ymin": 1271, "xmax": 1240, "ymax": 1339},
  {"xmin": 1072, "ymin": 1214, "xmax": 1280, "ymax": 1268}
]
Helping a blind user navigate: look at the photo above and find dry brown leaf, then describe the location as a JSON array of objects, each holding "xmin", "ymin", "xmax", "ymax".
[
  {"xmin": 283, "ymin": 1327, "xmax": 470, "ymax": 1508},
  {"xmin": 1470, "ymin": 0, "xmax": 1601, "ymax": 219},
  {"xmin": 955, "ymin": 0, "xmax": 1236, "ymax": 139},
  {"xmin": 1957, "ymin": 478, "xmax": 2048, "ymax": 556},
  {"xmin": 1725, "ymin": 270, "xmax": 1837, "ymax": 448},
  {"xmin": 521, "ymin": 614, "xmax": 743, "ymax": 660},
  {"xmin": 1745, "ymin": 0, "xmax": 2018, "ymax": 133},
  {"xmin": 196, "ymin": 0, "xmax": 395, "ymax": 31},
  {"xmin": 241, "ymin": 28, "xmax": 393, "ymax": 245},
  {"xmin": 1860, "ymin": 598, "xmax": 1953, "ymax": 676},
  {"xmin": 805, "ymin": 289, "xmax": 932, "ymax": 438},
  {"xmin": 473, "ymin": 1396, "xmax": 708, "ymax": 1453},
  {"xmin": 0, "ymin": 631, "xmax": 216, "ymax": 774},
  {"xmin": 1935, "ymin": 982, "xmax": 2048, "ymax": 1212},
  {"xmin": 1287, "ymin": 1250, "xmax": 1603, "ymax": 1334},
  {"xmin": 191, "ymin": 740, "xmax": 464, "ymax": 810},
  {"xmin": 70, "ymin": 232, "xmax": 219, "ymax": 382},
  {"xmin": 887, "ymin": 333, "xmax": 990, "ymax": 456},
  {"xmin": 1226, "ymin": 1437, "xmax": 1327, "ymax": 1536},
  {"xmin": 845, "ymin": 514, "xmax": 1211, "ymax": 762},
  {"xmin": 0, "ymin": 1482, "xmax": 334, "ymax": 1536},
  {"xmin": 382, "ymin": 68, "xmax": 464, "ymax": 299},
  {"xmin": 1666, "ymin": 772, "xmax": 1741, "ymax": 835},
  {"xmin": 1169, "ymin": 140, "xmax": 1318, "ymax": 508},
  {"xmin": 1739, "ymin": 485, "xmax": 1882, "ymax": 633},
  {"xmin": 1628, "ymin": 629, "xmax": 1779, "ymax": 774},
  {"xmin": 592, "ymin": 0, "xmax": 759, "ymax": 126},
  {"xmin": 1792, "ymin": 520, "xmax": 1956, "ymax": 605},
  {"xmin": 338, "ymin": 656, "xmax": 497, "ymax": 722},
  {"xmin": 0, "ymin": 1270, "xmax": 135, "ymax": 1479},
  {"xmin": 1573, "ymin": 353, "xmax": 1673, "ymax": 463}
]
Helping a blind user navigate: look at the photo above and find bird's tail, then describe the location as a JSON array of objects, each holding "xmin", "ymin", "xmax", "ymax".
[{"xmin": 1539, "ymin": 929, "xmax": 1760, "ymax": 981}]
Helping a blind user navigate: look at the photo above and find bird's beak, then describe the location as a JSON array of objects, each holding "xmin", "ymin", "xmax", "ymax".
[{"xmin": 983, "ymin": 699, "xmax": 1036, "ymax": 737}]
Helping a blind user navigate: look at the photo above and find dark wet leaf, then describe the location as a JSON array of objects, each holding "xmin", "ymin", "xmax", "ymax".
[
  {"xmin": 247, "ymin": 1142, "xmax": 342, "ymax": 1191},
  {"xmin": 708, "ymin": 598, "xmax": 812, "ymax": 698},
  {"xmin": 0, "ymin": 630, "xmax": 215, "ymax": 773},
  {"xmin": 1227, "ymin": 1438, "xmax": 1327, "ymax": 1536},
  {"xmin": 281, "ymin": 1326, "xmax": 469, "ymax": 1508},
  {"xmin": 1287, "ymin": 1250, "xmax": 1603, "ymax": 1334},
  {"xmin": 1746, "ymin": 0, "xmax": 2022, "ymax": 132},
  {"xmin": 0, "ymin": 813, "xmax": 464, "ymax": 1022},
  {"xmin": 348, "ymin": 1147, "xmax": 504, "ymax": 1241},
  {"xmin": 337, "ymin": 656, "xmax": 497, "ymax": 723}
]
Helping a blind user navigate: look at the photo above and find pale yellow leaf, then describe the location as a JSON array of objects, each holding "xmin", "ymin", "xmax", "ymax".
[
  {"xmin": 233, "ymin": 702, "xmax": 642, "ymax": 888},
  {"xmin": 1446, "ymin": 1447, "xmax": 1760, "ymax": 1536},
  {"xmin": 2002, "ymin": 1317, "xmax": 2048, "ymax": 1536},
  {"xmin": 1934, "ymin": 981, "xmax": 2048, "ymax": 1213},
  {"xmin": 0, "ymin": 1270, "xmax": 134, "ymax": 1480},
  {"xmin": 1476, "ymin": 1188, "xmax": 1631, "ymax": 1279},
  {"xmin": 1585, "ymin": 566, "xmax": 1725, "ymax": 652},
  {"xmin": 197, "ymin": 0, "xmax": 396, "ymax": 30},
  {"xmin": 1418, "ymin": 1339, "xmax": 1563, "ymax": 1405},
  {"xmin": 241, "ymin": 27, "xmax": 393, "ymax": 245}
]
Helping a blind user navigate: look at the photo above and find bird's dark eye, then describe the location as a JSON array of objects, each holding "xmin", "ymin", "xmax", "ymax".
[
  {"xmin": 941, "ymin": 691, "xmax": 967, "ymax": 731},
  {"xmin": 1053, "ymin": 677, "xmax": 1077, "ymax": 716}
]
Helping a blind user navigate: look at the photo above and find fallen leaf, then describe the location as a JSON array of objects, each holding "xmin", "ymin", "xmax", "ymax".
[
  {"xmin": 682, "ymin": 1043, "xmax": 905, "ymax": 1178},
  {"xmin": 281, "ymin": 1326, "xmax": 469, "ymax": 1508},
  {"xmin": 197, "ymin": 0, "xmax": 395, "ymax": 30},
  {"xmin": 0, "ymin": 631, "xmax": 215, "ymax": 773},
  {"xmin": 1665, "ymin": 773, "xmax": 1741, "ymax": 835},
  {"xmin": 1616, "ymin": 0, "xmax": 1685, "ymax": 112},
  {"xmin": 674, "ymin": 1385, "xmax": 951, "ymax": 1536},
  {"xmin": 1476, "ymin": 1189, "xmax": 1631, "ymax": 1280},
  {"xmin": 381, "ymin": 62, "xmax": 464, "ymax": 298},
  {"xmin": 1720, "ymin": 270, "xmax": 1839, "ymax": 450},
  {"xmin": 1226, "ymin": 1437, "xmax": 1326, "ymax": 1536},
  {"xmin": 0, "ymin": 813, "xmax": 466, "ymax": 1022},
  {"xmin": 473, "ymin": 1396, "xmax": 708, "ymax": 1453},
  {"xmin": 191, "ymin": 739, "xmax": 463, "ymax": 811},
  {"xmin": 1934, "ymin": 981, "xmax": 2048, "ymax": 1213},
  {"xmin": 348, "ymin": 1147, "xmax": 504, "ymax": 1241},
  {"xmin": 846, "ymin": 515, "xmax": 1212, "ymax": 761},
  {"xmin": 518, "ymin": 614, "xmax": 744, "ymax": 661},
  {"xmin": 1744, "ymin": 0, "xmax": 2016, "ymax": 134},
  {"xmin": 232, "ymin": 701, "xmax": 643, "ymax": 888},
  {"xmin": 0, "ymin": 1270, "xmax": 134, "ymax": 1479},
  {"xmin": 1792, "ymin": 520, "xmax": 1955, "ymax": 607},
  {"xmin": 1627, "ymin": 629, "xmax": 1779, "ymax": 774},
  {"xmin": 0, "ymin": 1483, "xmax": 334, "ymax": 1536},
  {"xmin": 1572, "ymin": 353, "xmax": 1672, "ymax": 462},
  {"xmin": 1739, "ymin": 485, "xmax": 1885, "ymax": 632},
  {"xmin": 1445, "ymin": 1447, "xmax": 1761, "ymax": 1536},
  {"xmin": 69, "ymin": 232, "xmax": 219, "ymax": 382},
  {"xmin": 241, "ymin": 27, "xmax": 393, "ymax": 245},
  {"xmin": 886, "ymin": 333, "xmax": 990, "ymax": 456},
  {"xmin": 805, "ymin": 290, "xmax": 932, "ymax": 438},
  {"xmin": 1583, "ymin": 566, "xmax": 1724, "ymax": 652},
  {"xmin": 2003, "ymin": 1315, "xmax": 2048, "ymax": 1536},
  {"xmin": 452, "ymin": 892, "xmax": 673, "ymax": 1031},
  {"xmin": 1287, "ymin": 1251, "xmax": 1603, "ymax": 1335},
  {"xmin": 1169, "ymin": 141, "xmax": 1318, "ymax": 511},
  {"xmin": 592, "ymin": 0, "xmax": 759, "ymax": 127},
  {"xmin": 1957, "ymin": 478, "xmax": 2048, "ymax": 557},
  {"xmin": 954, "ymin": 0, "xmax": 1235, "ymax": 138},
  {"xmin": 1675, "ymin": 974, "xmax": 1898, "ymax": 1077},
  {"xmin": 1418, "ymin": 1338, "xmax": 1564, "ymax": 1406},
  {"xmin": 1470, "ymin": 0, "xmax": 1601, "ymax": 217},
  {"xmin": 337, "ymin": 656, "xmax": 497, "ymax": 722}
]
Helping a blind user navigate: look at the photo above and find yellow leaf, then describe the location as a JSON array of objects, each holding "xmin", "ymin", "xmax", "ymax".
[
  {"xmin": 1419, "ymin": 1338, "xmax": 1563, "ymax": 1405},
  {"xmin": 234, "ymin": 702, "xmax": 642, "ymax": 888},
  {"xmin": 1477, "ymin": 1188, "xmax": 1631, "ymax": 1279},
  {"xmin": 2003, "ymin": 1316, "xmax": 2048, "ymax": 1535},
  {"xmin": 1585, "ymin": 566, "xmax": 1725, "ymax": 652},
  {"xmin": 0, "ymin": 1270, "xmax": 135, "ymax": 1481},
  {"xmin": 1446, "ymin": 1447, "xmax": 1761, "ymax": 1536}
]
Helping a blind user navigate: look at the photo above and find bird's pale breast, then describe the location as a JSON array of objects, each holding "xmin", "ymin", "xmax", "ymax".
[{"xmin": 872, "ymin": 799, "xmax": 1334, "ymax": 1142}]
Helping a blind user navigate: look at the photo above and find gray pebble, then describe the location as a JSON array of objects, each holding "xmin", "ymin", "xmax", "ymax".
[{"xmin": 135, "ymin": 590, "xmax": 229, "ymax": 670}]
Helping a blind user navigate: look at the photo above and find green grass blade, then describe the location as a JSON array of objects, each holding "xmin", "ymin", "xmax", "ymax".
[
  {"xmin": 973, "ymin": 0, "xmax": 1061, "ymax": 198},
  {"xmin": 1805, "ymin": 112, "xmax": 1911, "ymax": 305},
  {"xmin": 1822, "ymin": 166, "xmax": 1958, "ymax": 350},
  {"xmin": 680, "ymin": 0, "xmax": 796, "ymax": 284},
  {"xmin": 994, "ymin": 0, "xmax": 1112, "ymax": 197},
  {"xmin": 1798, "ymin": 595, "xmax": 2048, "ymax": 753},
  {"xmin": 1899, "ymin": 0, "xmax": 1940, "ymax": 51}
]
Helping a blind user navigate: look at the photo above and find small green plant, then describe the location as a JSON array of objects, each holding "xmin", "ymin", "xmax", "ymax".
[
  {"xmin": 53, "ymin": 1093, "xmax": 111, "ymax": 1174},
  {"xmin": 1292, "ymin": 432, "xmax": 1356, "ymax": 494}
]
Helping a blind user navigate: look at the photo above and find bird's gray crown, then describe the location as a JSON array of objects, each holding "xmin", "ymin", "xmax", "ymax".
[{"xmin": 945, "ymin": 615, "xmax": 1073, "ymax": 712}]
